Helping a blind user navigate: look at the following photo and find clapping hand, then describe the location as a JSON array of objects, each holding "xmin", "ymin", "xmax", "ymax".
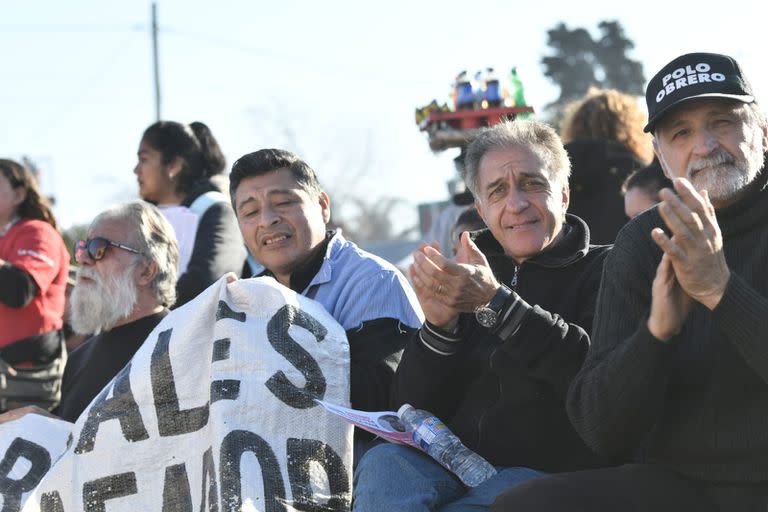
[
  {"xmin": 410, "ymin": 233, "xmax": 499, "ymax": 330},
  {"xmin": 647, "ymin": 178, "xmax": 730, "ymax": 340}
]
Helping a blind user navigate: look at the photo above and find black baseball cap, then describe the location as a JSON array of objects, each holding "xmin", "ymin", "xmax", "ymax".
[{"xmin": 644, "ymin": 52, "xmax": 755, "ymax": 133}]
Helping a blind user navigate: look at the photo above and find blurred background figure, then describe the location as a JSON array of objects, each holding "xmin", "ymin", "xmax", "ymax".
[
  {"xmin": 621, "ymin": 158, "xmax": 672, "ymax": 219},
  {"xmin": 450, "ymin": 206, "xmax": 486, "ymax": 255},
  {"xmin": 134, "ymin": 121, "xmax": 246, "ymax": 307},
  {"xmin": 0, "ymin": 158, "xmax": 69, "ymax": 411},
  {"xmin": 560, "ymin": 87, "xmax": 653, "ymax": 244},
  {"xmin": 421, "ymin": 153, "xmax": 476, "ymax": 257}
]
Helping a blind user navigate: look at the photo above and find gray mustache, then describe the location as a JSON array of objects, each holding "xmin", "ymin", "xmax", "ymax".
[{"xmin": 688, "ymin": 151, "xmax": 735, "ymax": 172}]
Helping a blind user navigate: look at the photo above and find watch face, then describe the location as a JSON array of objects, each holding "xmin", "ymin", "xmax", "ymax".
[{"xmin": 475, "ymin": 307, "xmax": 498, "ymax": 328}]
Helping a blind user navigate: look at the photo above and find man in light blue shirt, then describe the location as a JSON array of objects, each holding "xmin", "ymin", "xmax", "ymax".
[{"xmin": 229, "ymin": 148, "xmax": 423, "ymax": 414}]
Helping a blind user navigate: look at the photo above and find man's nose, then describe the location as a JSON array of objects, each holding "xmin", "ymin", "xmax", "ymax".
[
  {"xmin": 258, "ymin": 206, "xmax": 281, "ymax": 227},
  {"xmin": 75, "ymin": 249, "xmax": 94, "ymax": 266},
  {"xmin": 506, "ymin": 187, "xmax": 530, "ymax": 212},
  {"xmin": 692, "ymin": 129, "xmax": 719, "ymax": 156}
]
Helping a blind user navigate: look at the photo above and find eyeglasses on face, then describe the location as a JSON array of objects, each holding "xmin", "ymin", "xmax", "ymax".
[{"xmin": 74, "ymin": 237, "xmax": 141, "ymax": 261}]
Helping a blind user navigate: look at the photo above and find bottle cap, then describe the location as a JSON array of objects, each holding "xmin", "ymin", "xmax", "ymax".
[{"xmin": 397, "ymin": 403, "xmax": 413, "ymax": 418}]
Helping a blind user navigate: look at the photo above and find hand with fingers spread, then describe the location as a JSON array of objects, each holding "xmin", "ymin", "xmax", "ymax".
[{"xmin": 651, "ymin": 178, "xmax": 731, "ymax": 310}]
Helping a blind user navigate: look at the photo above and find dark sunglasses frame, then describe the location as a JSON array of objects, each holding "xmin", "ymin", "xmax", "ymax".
[{"xmin": 75, "ymin": 237, "xmax": 141, "ymax": 261}]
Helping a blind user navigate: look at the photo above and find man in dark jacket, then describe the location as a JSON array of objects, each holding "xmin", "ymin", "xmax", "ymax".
[
  {"xmin": 352, "ymin": 120, "xmax": 610, "ymax": 511},
  {"xmin": 492, "ymin": 52, "xmax": 768, "ymax": 512},
  {"xmin": 0, "ymin": 201, "xmax": 179, "ymax": 424}
]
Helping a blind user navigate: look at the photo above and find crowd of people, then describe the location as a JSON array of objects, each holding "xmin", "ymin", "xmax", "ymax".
[{"xmin": 1, "ymin": 50, "xmax": 767, "ymax": 511}]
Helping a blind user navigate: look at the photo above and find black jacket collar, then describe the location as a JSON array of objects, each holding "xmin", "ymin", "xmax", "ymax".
[{"xmin": 470, "ymin": 213, "xmax": 593, "ymax": 269}]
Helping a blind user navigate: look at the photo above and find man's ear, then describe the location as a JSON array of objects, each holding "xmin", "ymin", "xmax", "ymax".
[
  {"xmin": 474, "ymin": 199, "xmax": 488, "ymax": 227},
  {"xmin": 136, "ymin": 259, "xmax": 159, "ymax": 287},
  {"xmin": 653, "ymin": 138, "xmax": 673, "ymax": 180},
  {"xmin": 319, "ymin": 191, "xmax": 331, "ymax": 224},
  {"xmin": 561, "ymin": 182, "xmax": 570, "ymax": 213}
]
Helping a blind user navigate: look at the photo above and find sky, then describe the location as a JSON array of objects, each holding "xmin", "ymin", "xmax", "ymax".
[{"xmin": 1, "ymin": 0, "xmax": 764, "ymax": 234}]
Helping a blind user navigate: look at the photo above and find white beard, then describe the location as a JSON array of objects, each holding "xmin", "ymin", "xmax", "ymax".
[
  {"xmin": 69, "ymin": 264, "xmax": 139, "ymax": 335},
  {"xmin": 687, "ymin": 128, "xmax": 764, "ymax": 204}
]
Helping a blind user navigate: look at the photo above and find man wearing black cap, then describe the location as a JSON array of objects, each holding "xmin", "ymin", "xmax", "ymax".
[{"xmin": 491, "ymin": 52, "xmax": 768, "ymax": 511}]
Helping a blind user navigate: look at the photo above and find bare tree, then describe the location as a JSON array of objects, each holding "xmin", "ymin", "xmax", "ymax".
[{"xmin": 243, "ymin": 105, "xmax": 418, "ymax": 244}]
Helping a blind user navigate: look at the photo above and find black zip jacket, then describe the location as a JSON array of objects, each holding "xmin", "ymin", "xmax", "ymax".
[{"xmin": 391, "ymin": 214, "xmax": 611, "ymax": 472}]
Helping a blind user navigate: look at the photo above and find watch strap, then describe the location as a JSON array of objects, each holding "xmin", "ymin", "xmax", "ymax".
[{"xmin": 488, "ymin": 285, "xmax": 513, "ymax": 313}]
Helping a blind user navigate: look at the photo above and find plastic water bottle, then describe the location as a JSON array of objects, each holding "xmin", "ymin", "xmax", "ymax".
[
  {"xmin": 483, "ymin": 67, "xmax": 502, "ymax": 108},
  {"xmin": 398, "ymin": 403, "xmax": 497, "ymax": 487},
  {"xmin": 454, "ymin": 70, "xmax": 475, "ymax": 110},
  {"xmin": 510, "ymin": 66, "xmax": 527, "ymax": 107}
]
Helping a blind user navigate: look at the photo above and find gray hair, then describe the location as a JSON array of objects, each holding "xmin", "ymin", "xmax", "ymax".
[
  {"xmin": 738, "ymin": 101, "xmax": 768, "ymax": 131},
  {"xmin": 90, "ymin": 201, "xmax": 179, "ymax": 307},
  {"xmin": 462, "ymin": 120, "xmax": 571, "ymax": 199}
]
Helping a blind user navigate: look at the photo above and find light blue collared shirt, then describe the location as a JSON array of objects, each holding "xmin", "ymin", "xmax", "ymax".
[{"xmin": 301, "ymin": 232, "xmax": 424, "ymax": 331}]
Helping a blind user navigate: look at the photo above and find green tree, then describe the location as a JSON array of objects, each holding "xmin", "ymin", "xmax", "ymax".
[
  {"xmin": 594, "ymin": 21, "xmax": 644, "ymax": 94},
  {"xmin": 541, "ymin": 20, "xmax": 645, "ymax": 120}
]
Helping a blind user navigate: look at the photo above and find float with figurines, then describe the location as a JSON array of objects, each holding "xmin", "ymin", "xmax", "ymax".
[{"xmin": 415, "ymin": 67, "xmax": 535, "ymax": 151}]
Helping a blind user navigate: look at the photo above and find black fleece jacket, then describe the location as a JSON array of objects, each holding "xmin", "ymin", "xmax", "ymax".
[
  {"xmin": 392, "ymin": 215, "xmax": 611, "ymax": 471},
  {"xmin": 176, "ymin": 181, "xmax": 246, "ymax": 307}
]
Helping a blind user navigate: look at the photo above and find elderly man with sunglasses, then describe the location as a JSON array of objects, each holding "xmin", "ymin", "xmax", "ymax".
[{"xmin": 0, "ymin": 200, "xmax": 179, "ymax": 424}]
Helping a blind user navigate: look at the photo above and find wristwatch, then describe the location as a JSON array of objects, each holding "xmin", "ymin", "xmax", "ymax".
[{"xmin": 475, "ymin": 285, "xmax": 512, "ymax": 328}]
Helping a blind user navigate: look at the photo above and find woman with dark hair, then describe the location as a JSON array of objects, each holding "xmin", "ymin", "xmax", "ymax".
[
  {"xmin": 0, "ymin": 159, "xmax": 69, "ymax": 371},
  {"xmin": 134, "ymin": 121, "xmax": 245, "ymax": 307}
]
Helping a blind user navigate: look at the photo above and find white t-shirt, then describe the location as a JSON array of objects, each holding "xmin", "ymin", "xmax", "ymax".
[{"xmin": 158, "ymin": 204, "xmax": 199, "ymax": 276}]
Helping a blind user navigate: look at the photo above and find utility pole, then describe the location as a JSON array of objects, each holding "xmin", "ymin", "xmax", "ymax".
[{"xmin": 151, "ymin": 2, "xmax": 161, "ymax": 121}]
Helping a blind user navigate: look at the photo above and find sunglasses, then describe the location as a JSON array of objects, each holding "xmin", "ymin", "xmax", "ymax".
[{"xmin": 75, "ymin": 237, "xmax": 141, "ymax": 261}]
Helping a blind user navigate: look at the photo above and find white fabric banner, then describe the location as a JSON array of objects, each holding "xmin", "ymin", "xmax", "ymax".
[{"xmin": 0, "ymin": 277, "xmax": 353, "ymax": 512}]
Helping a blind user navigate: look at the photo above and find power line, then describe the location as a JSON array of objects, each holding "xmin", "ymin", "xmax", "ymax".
[
  {"xmin": 161, "ymin": 27, "xmax": 319, "ymax": 63},
  {"xmin": 0, "ymin": 23, "xmax": 145, "ymax": 33},
  {"xmin": 160, "ymin": 26, "xmax": 399, "ymax": 84}
]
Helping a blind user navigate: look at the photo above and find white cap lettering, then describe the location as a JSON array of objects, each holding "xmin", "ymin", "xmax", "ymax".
[{"xmin": 654, "ymin": 62, "xmax": 730, "ymax": 104}]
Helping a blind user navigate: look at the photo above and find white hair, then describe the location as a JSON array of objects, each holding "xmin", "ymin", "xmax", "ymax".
[{"xmin": 90, "ymin": 201, "xmax": 179, "ymax": 307}]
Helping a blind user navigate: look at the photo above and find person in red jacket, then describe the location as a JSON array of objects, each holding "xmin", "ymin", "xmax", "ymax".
[{"xmin": 0, "ymin": 159, "xmax": 69, "ymax": 387}]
